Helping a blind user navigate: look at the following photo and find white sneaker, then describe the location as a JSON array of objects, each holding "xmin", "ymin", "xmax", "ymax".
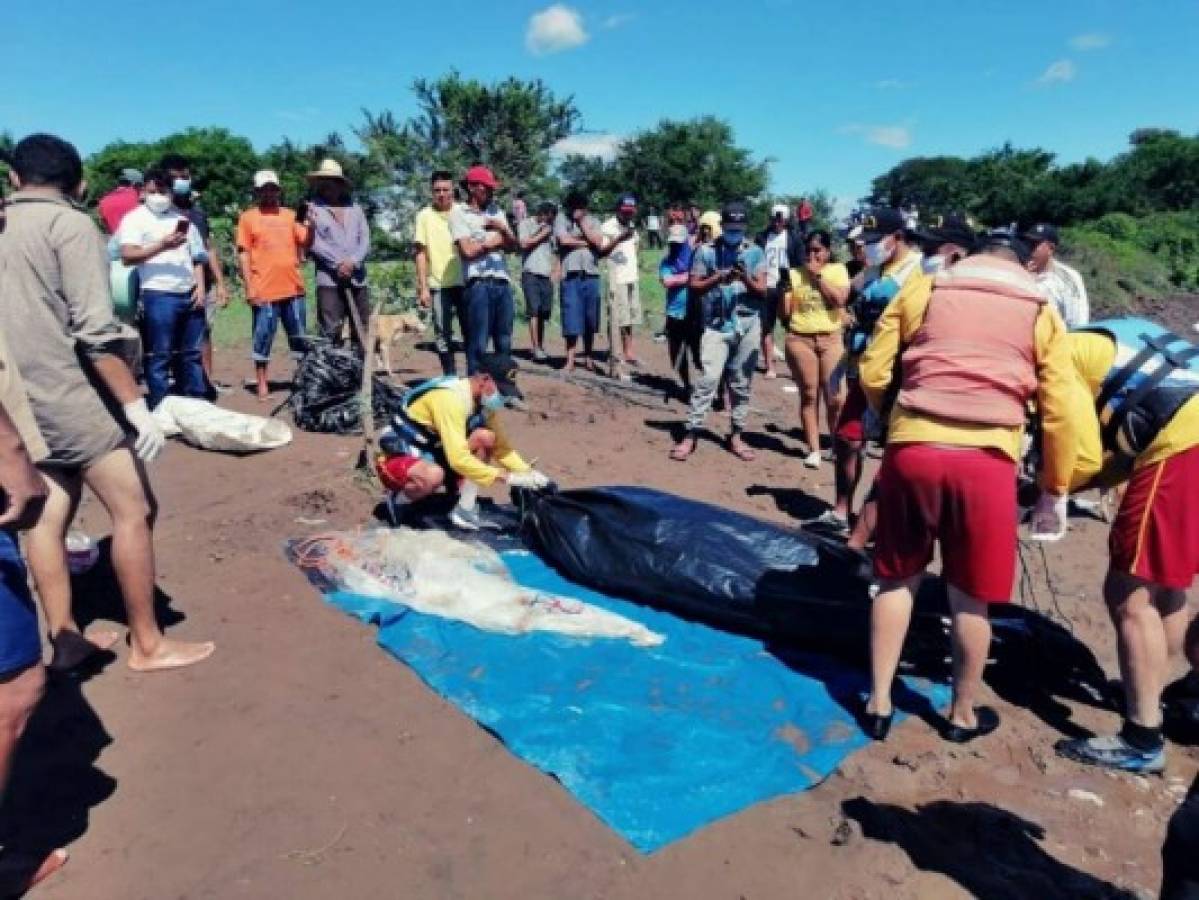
[
  {"xmin": 772, "ymin": 346, "xmax": 785, "ymax": 362},
  {"xmin": 449, "ymin": 504, "xmax": 503, "ymax": 531},
  {"xmin": 802, "ymin": 451, "xmax": 821, "ymax": 469}
]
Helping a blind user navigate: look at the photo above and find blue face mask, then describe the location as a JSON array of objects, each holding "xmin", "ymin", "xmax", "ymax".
[
  {"xmin": 482, "ymin": 391, "xmax": 506, "ymax": 413},
  {"xmin": 722, "ymin": 229, "xmax": 744, "ymax": 247},
  {"xmin": 172, "ymin": 178, "xmax": 191, "ymax": 197}
]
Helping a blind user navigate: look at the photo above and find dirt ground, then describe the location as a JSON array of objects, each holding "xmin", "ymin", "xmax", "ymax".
[{"xmin": 8, "ymin": 311, "xmax": 1198, "ymax": 900}]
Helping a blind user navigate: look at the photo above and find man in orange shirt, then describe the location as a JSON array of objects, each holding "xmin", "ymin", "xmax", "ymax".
[{"xmin": 236, "ymin": 170, "xmax": 315, "ymax": 400}]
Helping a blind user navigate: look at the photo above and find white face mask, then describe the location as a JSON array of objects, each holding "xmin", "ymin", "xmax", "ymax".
[
  {"xmin": 864, "ymin": 238, "xmax": 892, "ymax": 267},
  {"xmin": 144, "ymin": 193, "xmax": 171, "ymax": 215},
  {"xmin": 921, "ymin": 254, "xmax": 947, "ymax": 275}
]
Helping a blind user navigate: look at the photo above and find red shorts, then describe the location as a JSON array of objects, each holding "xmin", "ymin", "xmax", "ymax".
[
  {"xmin": 835, "ymin": 379, "xmax": 868, "ymax": 443},
  {"xmin": 376, "ymin": 453, "xmax": 423, "ymax": 493},
  {"xmin": 1109, "ymin": 444, "xmax": 1199, "ymax": 589},
  {"xmin": 874, "ymin": 444, "xmax": 1018, "ymax": 603}
]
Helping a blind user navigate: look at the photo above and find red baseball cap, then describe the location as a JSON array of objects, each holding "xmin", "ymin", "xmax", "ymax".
[{"xmin": 464, "ymin": 165, "xmax": 499, "ymax": 189}]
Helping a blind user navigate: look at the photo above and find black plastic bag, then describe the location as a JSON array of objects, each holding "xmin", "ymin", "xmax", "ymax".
[
  {"xmin": 287, "ymin": 344, "xmax": 405, "ymax": 434},
  {"xmin": 517, "ymin": 485, "xmax": 948, "ymax": 655}
]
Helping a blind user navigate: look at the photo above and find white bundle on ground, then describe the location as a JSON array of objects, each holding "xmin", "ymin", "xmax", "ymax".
[
  {"xmin": 310, "ymin": 528, "xmax": 664, "ymax": 647},
  {"xmin": 153, "ymin": 397, "xmax": 292, "ymax": 454}
]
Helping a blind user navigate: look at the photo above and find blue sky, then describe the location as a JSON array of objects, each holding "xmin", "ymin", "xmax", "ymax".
[{"xmin": 4, "ymin": 0, "xmax": 1197, "ymax": 209}]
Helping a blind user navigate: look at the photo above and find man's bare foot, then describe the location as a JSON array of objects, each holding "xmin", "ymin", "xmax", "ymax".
[
  {"xmin": 0, "ymin": 847, "xmax": 68, "ymax": 895},
  {"xmin": 48, "ymin": 629, "xmax": 120, "ymax": 674},
  {"xmin": 128, "ymin": 638, "xmax": 215, "ymax": 673}
]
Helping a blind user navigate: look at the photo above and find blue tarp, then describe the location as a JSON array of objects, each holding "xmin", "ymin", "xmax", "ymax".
[{"xmin": 318, "ymin": 548, "xmax": 950, "ymax": 853}]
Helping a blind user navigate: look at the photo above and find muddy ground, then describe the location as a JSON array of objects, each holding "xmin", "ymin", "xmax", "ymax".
[{"xmin": 8, "ymin": 307, "xmax": 1199, "ymax": 900}]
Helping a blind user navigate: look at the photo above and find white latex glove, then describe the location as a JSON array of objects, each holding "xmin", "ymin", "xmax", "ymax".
[
  {"xmin": 1029, "ymin": 491, "xmax": 1069, "ymax": 542},
  {"xmin": 123, "ymin": 399, "xmax": 167, "ymax": 462},
  {"xmin": 507, "ymin": 471, "xmax": 541, "ymax": 490},
  {"xmin": 527, "ymin": 469, "xmax": 550, "ymax": 489}
]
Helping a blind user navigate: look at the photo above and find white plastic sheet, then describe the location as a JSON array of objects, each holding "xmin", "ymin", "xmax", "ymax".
[{"xmin": 152, "ymin": 397, "xmax": 292, "ymax": 454}]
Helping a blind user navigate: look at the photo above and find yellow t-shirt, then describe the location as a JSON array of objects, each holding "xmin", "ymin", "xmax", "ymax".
[
  {"xmin": 413, "ymin": 205, "xmax": 463, "ymax": 289},
  {"xmin": 786, "ymin": 262, "xmax": 849, "ymax": 334},
  {"xmin": 405, "ymin": 379, "xmax": 529, "ymax": 486},
  {"xmin": 1067, "ymin": 332, "xmax": 1199, "ymax": 490}
]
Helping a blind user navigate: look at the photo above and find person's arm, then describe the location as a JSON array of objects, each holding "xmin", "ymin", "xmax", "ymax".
[
  {"xmin": 451, "ymin": 209, "xmax": 504, "ymax": 261},
  {"xmin": 488, "ymin": 414, "xmax": 531, "ymax": 474},
  {"xmin": 485, "ymin": 214, "xmax": 517, "ymax": 252},
  {"xmin": 0, "ymin": 403, "xmax": 46, "ymax": 530},
  {"xmin": 305, "ymin": 207, "xmax": 339, "ymax": 271},
  {"xmin": 737, "ymin": 252, "xmax": 767, "ymax": 297},
  {"xmin": 119, "ymin": 214, "xmax": 186, "ymax": 265},
  {"xmin": 518, "ymin": 223, "xmax": 551, "ymax": 251},
  {"xmin": 811, "ymin": 263, "xmax": 850, "ymax": 307},
  {"xmin": 191, "ymin": 262, "xmax": 205, "ymax": 308},
  {"xmin": 553, "ymin": 218, "xmax": 587, "ymax": 250},
  {"xmin": 659, "ymin": 264, "xmax": 688, "ymax": 289},
  {"xmin": 414, "ymin": 244, "xmax": 431, "ymax": 307},
  {"xmin": 235, "ymin": 215, "xmax": 255, "ymax": 302},
  {"xmin": 1034, "ymin": 308, "xmax": 1081, "ymax": 497},
  {"xmin": 859, "ymin": 281, "xmax": 927, "ymax": 412},
  {"xmin": 425, "ymin": 393, "xmax": 506, "ymax": 486},
  {"xmin": 591, "ymin": 219, "xmax": 630, "ymax": 259},
  {"xmin": 689, "ymin": 248, "xmax": 723, "ymax": 293}
]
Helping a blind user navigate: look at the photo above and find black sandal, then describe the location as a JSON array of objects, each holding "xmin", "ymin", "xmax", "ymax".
[
  {"xmin": 943, "ymin": 706, "xmax": 1001, "ymax": 744},
  {"xmin": 47, "ymin": 630, "xmax": 111, "ymax": 676}
]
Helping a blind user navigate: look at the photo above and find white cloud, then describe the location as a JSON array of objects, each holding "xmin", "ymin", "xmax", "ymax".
[
  {"xmin": 602, "ymin": 13, "xmax": 636, "ymax": 29},
  {"xmin": 840, "ymin": 123, "xmax": 913, "ymax": 150},
  {"xmin": 526, "ymin": 5, "xmax": 589, "ymax": 55},
  {"xmin": 1070, "ymin": 33, "xmax": 1111, "ymax": 50},
  {"xmin": 551, "ymin": 133, "xmax": 624, "ymax": 161},
  {"xmin": 1036, "ymin": 59, "xmax": 1077, "ymax": 85}
]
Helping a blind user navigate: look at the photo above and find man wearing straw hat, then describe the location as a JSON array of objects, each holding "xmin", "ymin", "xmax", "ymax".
[{"xmin": 306, "ymin": 159, "xmax": 371, "ymax": 352}]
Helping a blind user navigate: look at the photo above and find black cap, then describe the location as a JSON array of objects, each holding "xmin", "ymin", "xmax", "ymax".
[
  {"xmin": 720, "ymin": 201, "xmax": 747, "ymax": 225},
  {"xmin": 1020, "ymin": 222, "xmax": 1059, "ymax": 246},
  {"xmin": 478, "ymin": 353, "xmax": 523, "ymax": 400},
  {"xmin": 857, "ymin": 208, "xmax": 907, "ymax": 242},
  {"xmin": 911, "ymin": 212, "xmax": 980, "ymax": 252},
  {"xmin": 536, "ymin": 200, "xmax": 557, "ymax": 217},
  {"xmin": 979, "ymin": 227, "xmax": 1032, "ymax": 264}
]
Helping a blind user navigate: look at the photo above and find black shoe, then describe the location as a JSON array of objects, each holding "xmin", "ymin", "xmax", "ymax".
[
  {"xmin": 943, "ymin": 706, "xmax": 1001, "ymax": 744},
  {"xmin": 857, "ymin": 700, "xmax": 894, "ymax": 741}
]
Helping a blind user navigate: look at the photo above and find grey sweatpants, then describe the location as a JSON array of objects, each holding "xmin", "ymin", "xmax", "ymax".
[{"xmin": 686, "ymin": 315, "xmax": 761, "ymax": 433}]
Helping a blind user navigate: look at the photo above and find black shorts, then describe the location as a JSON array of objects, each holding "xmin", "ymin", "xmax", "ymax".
[
  {"xmin": 761, "ymin": 287, "xmax": 783, "ymax": 334},
  {"xmin": 522, "ymin": 272, "xmax": 554, "ymax": 318}
]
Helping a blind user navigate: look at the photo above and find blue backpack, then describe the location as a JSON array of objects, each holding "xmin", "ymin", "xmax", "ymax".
[{"xmin": 1075, "ymin": 317, "xmax": 1199, "ymax": 459}]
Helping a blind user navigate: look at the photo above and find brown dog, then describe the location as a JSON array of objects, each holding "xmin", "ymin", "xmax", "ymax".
[{"xmin": 372, "ymin": 311, "xmax": 426, "ymax": 373}]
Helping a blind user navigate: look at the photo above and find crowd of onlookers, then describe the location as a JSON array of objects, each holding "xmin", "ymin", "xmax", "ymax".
[{"xmin": 2, "ymin": 128, "xmax": 1198, "ymax": 895}]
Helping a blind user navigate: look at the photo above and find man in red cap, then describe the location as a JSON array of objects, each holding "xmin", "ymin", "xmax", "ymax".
[{"xmin": 449, "ymin": 165, "xmax": 517, "ymax": 375}]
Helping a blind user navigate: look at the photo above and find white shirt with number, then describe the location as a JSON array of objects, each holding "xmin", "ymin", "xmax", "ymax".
[{"xmin": 764, "ymin": 229, "xmax": 789, "ymax": 290}]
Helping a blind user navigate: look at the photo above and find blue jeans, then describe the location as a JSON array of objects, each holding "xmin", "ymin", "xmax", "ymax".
[
  {"xmin": 251, "ymin": 296, "xmax": 309, "ymax": 363},
  {"xmin": 142, "ymin": 288, "xmax": 207, "ymax": 409},
  {"xmin": 464, "ymin": 278, "xmax": 514, "ymax": 374},
  {"xmin": 0, "ymin": 530, "xmax": 40, "ymax": 676}
]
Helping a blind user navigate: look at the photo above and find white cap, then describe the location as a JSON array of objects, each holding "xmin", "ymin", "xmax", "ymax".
[
  {"xmin": 771, "ymin": 203, "xmax": 789, "ymax": 218},
  {"xmin": 253, "ymin": 169, "xmax": 280, "ymax": 189}
]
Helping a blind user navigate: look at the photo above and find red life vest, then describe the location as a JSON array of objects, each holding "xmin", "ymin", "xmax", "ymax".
[{"xmin": 897, "ymin": 256, "xmax": 1046, "ymax": 427}]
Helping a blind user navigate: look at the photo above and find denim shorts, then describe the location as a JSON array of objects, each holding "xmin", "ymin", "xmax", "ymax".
[
  {"xmin": 560, "ymin": 275, "xmax": 600, "ymax": 338},
  {"xmin": 0, "ymin": 531, "xmax": 41, "ymax": 677}
]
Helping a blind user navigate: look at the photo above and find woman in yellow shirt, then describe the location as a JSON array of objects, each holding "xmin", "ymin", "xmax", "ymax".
[{"xmin": 781, "ymin": 230, "xmax": 850, "ymax": 468}]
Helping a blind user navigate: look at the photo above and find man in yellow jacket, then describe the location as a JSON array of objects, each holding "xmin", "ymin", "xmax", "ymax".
[
  {"xmin": 856, "ymin": 228, "xmax": 1078, "ymax": 744},
  {"xmin": 1054, "ymin": 318, "xmax": 1199, "ymax": 774},
  {"xmin": 375, "ymin": 354, "xmax": 550, "ymax": 530}
]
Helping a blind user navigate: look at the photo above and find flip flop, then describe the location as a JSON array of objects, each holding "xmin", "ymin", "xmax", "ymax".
[
  {"xmin": 943, "ymin": 706, "xmax": 1001, "ymax": 744},
  {"xmin": 127, "ymin": 640, "xmax": 215, "ymax": 673}
]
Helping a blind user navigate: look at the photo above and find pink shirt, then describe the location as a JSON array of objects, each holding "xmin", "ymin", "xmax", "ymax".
[{"xmin": 98, "ymin": 186, "xmax": 140, "ymax": 234}]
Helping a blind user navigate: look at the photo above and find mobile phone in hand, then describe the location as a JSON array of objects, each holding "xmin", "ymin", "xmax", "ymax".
[
  {"xmin": 295, "ymin": 200, "xmax": 309, "ymax": 222},
  {"xmin": 174, "ymin": 218, "xmax": 190, "ymax": 235}
]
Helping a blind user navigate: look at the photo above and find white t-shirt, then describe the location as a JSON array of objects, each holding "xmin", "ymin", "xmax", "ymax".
[
  {"xmin": 1036, "ymin": 259, "xmax": 1089, "ymax": 328},
  {"xmin": 645, "ymin": 214, "xmax": 660, "ymax": 231},
  {"xmin": 601, "ymin": 216, "xmax": 639, "ymax": 284},
  {"xmin": 448, "ymin": 203, "xmax": 510, "ymax": 282},
  {"xmin": 117, "ymin": 203, "xmax": 205, "ymax": 294},
  {"xmin": 764, "ymin": 229, "xmax": 789, "ymax": 290}
]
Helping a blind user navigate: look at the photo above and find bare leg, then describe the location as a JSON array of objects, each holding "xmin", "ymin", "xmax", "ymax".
[
  {"xmin": 762, "ymin": 331, "xmax": 776, "ymax": 376},
  {"xmin": 564, "ymin": 336, "xmax": 577, "ymax": 372},
  {"xmin": 622, "ymin": 326, "xmax": 636, "ymax": 364},
  {"xmin": 867, "ymin": 575, "xmax": 920, "ymax": 717},
  {"xmin": 834, "ymin": 439, "xmax": 863, "ymax": 520},
  {"xmin": 847, "ymin": 499, "xmax": 878, "ymax": 552},
  {"xmin": 24, "ymin": 469, "xmax": 84, "ymax": 640},
  {"xmin": 83, "ymin": 447, "xmax": 213, "ymax": 672},
  {"xmin": 947, "ymin": 585, "xmax": 992, "ymax": 729},
  {"xmin": 255, "ymin": 361, "xmax": 269, "ymax": 400},
  {"xmin": 1107, "ymin": 571, "xmax": 1183, "ymax": 728}
]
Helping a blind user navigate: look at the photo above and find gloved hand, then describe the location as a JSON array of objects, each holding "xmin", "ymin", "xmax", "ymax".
[
  {"xmin": 123, "ymin": 399, "xmax": 167, "ymax": 462},
  {"xmin": 1029, "ymin": 491, "xmax": 1069, "ymax": 542},
  {"xmin": 506, "ymin": 470, "xmax": 542, "ymax": 490}
]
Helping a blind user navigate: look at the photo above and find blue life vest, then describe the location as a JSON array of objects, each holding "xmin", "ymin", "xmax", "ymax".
[
  {"xmin": 846, "ymin": 254, "xmax": 921, "ymax": 354},
  {"xmin": 1075, "ymin": 317, "xmax": 1199, "ymax": 460},
  {"xmin": 379, "ymin": 376, "xmax": 488, "ymax": 461}
]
